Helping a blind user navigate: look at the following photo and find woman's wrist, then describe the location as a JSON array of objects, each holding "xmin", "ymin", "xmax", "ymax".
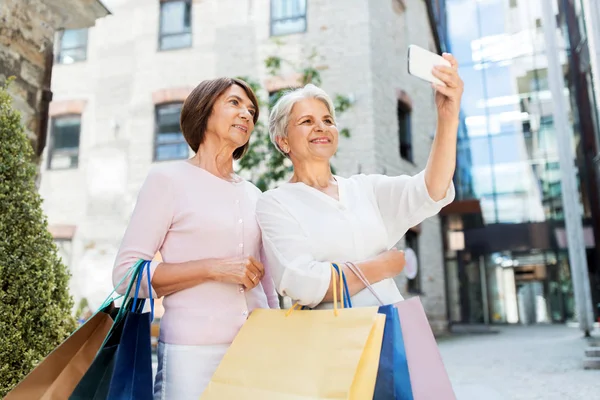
[
  {"xmin": 356, "ymin": 258, "xmax": 388, "ymax": 283},
  {"xmin": 196, "ymin": 258, "xmax": 219, "ymax": 282},
  {"xmin": 437, "ymin": 117, "xmax": 459, "ymax": 132}
]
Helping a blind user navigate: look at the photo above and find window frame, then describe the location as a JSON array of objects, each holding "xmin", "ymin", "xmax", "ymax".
[
  {"xmin": 56, "ymin": 29, "xmax": 88, "ymax": 64},
  {"xmin": 270, "ymin": 0, "xmax": 308, "ymax": 37},
  {"xmin": 153, "ymin": 102, "xmax": 189, "ymax": 162},
  {"xmin": 405, "ymin": 230, "xmax": 422, "ymax": 294},
  {"xmin": 158, "ymin": 0, "xmax": 193, "ymax": 51},
  {"xmin": 398, "ymin": 100, "xmax": 413, "ymax": 163},
  {"xmin": 47, "ymin": 114, "xmax": 82, "ymax": 170}
]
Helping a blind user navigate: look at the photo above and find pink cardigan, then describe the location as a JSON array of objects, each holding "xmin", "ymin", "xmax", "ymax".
[{"xmin": 112, "ymin": 161, "xmax": 279, "ymax": 346}]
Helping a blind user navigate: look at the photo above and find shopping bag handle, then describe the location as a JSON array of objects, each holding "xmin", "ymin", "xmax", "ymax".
[
  {"xmin": 332, "ymin": 263, "xmax": 352, "ymax": 308},
  {"xmin": 297, "ymin": 264, "xmax": 349, "ymax": 311},
  {"xmin": 345, "ymin": 261, "xmax": 384, "ymax": 306},
  {"xmin": 132, "ymin": 260, "xmax": 155, "ymax": 321},
  {"xmin": 286, "ymin": 264, "xmax": 350, "ymax": 317},
  {"xmin": 112, "ymin": 259, "xmax": 152, "ymax": 326},
  {"xmin": 74, "ymin": 260, "xmax": 139, "ymax": 330},
  {"xmin": 95, "ymin": 266, "xmax": 136, "ymax": 312}
]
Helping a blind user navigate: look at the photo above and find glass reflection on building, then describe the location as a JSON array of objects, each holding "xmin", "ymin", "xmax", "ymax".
[
  {"xmin": 449, "ymin": 0, "xmax": 574, "ymax": 224},
  {"xmin": 437, "ymin": 0, "xmax": 596, "ymax": 325}
]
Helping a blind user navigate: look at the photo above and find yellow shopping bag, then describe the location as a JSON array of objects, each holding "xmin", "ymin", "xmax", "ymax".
[{"xmin": 201, "ymin": 265, "xmax": 386, "ymax": 400}]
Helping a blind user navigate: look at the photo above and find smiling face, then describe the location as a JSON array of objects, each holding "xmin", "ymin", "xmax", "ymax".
[
  {"xmin": 205, "ymin": 84, "xmax": 257, "ymax": 149},
  {"xmin": 278, "ymin": 98, "xmax": 339, "ymax": 163}
]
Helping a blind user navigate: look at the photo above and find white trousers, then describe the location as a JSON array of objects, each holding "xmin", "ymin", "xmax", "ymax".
[{"xmin": 153, "ymin": 341, "xmax": 229, "ymax": 400}]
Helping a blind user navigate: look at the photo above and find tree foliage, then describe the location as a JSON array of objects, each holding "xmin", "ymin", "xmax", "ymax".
[
  {"xmin": 0, "ymin": 81, "xmax": 76, "ymax": 396},
  {"xmin": 237, "ymin": 47, "xmax": 352, "ymax": 191}
]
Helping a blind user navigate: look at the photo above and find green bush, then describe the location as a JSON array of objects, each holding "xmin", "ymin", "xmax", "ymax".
[{"xmin": 0, "ymin": 82, "xmax": 76, "ymax": 396}]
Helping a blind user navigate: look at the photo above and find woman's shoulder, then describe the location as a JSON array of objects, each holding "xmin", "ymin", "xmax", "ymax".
[
  {"xmin": 141, "ymin": 161, "xmax": 205, "ymax": 192},
  {"xmin": 257, "ymin": 176, "xmax": 371, "ymax": 202},
  {"xmin": 337, "ymin": 173, "xmax": 375, "ymax": 189},
  {"xmin": 258, "ymin": 184, "xmax": 286, "ymax": 203},
  {"xmin": 341, "ymin": 172, "xmax": 415, "ymax": 188},
  {"xmin": 146, "ymin": 160, "xmax": 189, "ymax": 180},
  {"xmin": 255, "ymin": 183, "xmax": 301, "ymax": 212},
  {"xmin": 240, "ymin": 180, "xmax": 264, "ymax": 201}
]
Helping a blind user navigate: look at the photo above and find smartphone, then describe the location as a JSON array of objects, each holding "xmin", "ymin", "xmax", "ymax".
[{"xmin": 407, "ymin": 44, "xmax": 451, "ymax": 86}]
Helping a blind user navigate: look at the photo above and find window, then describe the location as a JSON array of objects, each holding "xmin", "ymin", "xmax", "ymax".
[
  {"xmin": 159, "ymin": 0, "xmax": 192, "ymax": 50},
  {"xmin": 48, "ymin": 115, "xmax": 81, "ymax": 169},
  {"xmin": 154, "ymin": 103, "xmax": 189, "ymax": 161},
  {"xmin": 405, "ymin": 230, "xmax": 421, "ymax": 293},
  {"xmin": 398, "ymin": 101, "xmax": 412, "ymax": 162},
  {"xmin": 271, "ymin": 0, "xmax": 307, "ymax": 36},
  {"xmin": 56, "ymin": 29, "xmax": 88, "ymax": 64}
]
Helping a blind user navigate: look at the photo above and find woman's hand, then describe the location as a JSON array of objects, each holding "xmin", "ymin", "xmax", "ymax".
[
  {"xmin": 211, "ymin": 256, "xmax": 265, "ymax": 290},
  {"xmin": 431, "ymin": 53, "xmax": 464, "ymax": 123},
  {"xmin": 374, "ymin": 248, "xmax": 406, "ymax": 279}
]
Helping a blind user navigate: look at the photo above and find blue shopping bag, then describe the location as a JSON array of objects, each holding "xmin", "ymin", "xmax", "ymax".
[
  {"xmin": 373, "ymin": 304, "xmax": 413, "ymax": 400},
  {"xmin": 69, "ymin": 260, "xmax": 154, "ymax": 400},
  {"xmin": 107, "ymin": 260, "xmax": 155, "ymax": 400},
  {"xmin": 333, "ymin": 262, "xmax": 415, "ymax": 399}
]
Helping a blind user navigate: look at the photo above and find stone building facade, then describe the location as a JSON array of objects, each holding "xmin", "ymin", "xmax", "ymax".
[
  {"xmin": 0, "ymin": 0, "xmax": 109, "ymax": 157},
  {"xmin": 40, "ymin": 0, "xmax": 451, "ymax": 333}
]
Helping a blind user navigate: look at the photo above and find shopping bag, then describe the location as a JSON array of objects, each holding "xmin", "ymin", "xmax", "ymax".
[
  {"xmin": 106, "ymin": 261, "xmax": 154, "ymax": 400},
  {"xmin": 70, "ymin": 260, "xmax": 154, "ymax": 400},
  {"xmin": 200, "ymin": 265, "xmax": 386, "ymax": 400},
  {"xmin": 4, "ymin": 304, "xmax": 116, "ymax": 400},
  {"xmin": 373, "ymin": 304, "xmax": 413, "ymax": 400},
  {"xmin": 395, "ymin": 297, "xmax": 456, "ymax": 400},
  {"xmin": 335, "ymin": 263, "xmax": 414, "ymax": 399},
  {"xmin": 346, "ymin": 262, "xmax": 453, "ymax": 399},
  {"xmin": 68, "ymin": 313, "xmax": 127, "ymax": 400}
]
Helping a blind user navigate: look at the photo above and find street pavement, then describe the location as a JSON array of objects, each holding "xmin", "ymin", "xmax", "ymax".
[{"xmin": 438, "ymin": 324, "xmax": 599, "ymax": 400}]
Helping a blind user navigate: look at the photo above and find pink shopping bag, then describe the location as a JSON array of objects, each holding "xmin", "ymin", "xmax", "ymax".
[{"xmin": 394, "ymin": 297, "xmax": 456, "ymax": 400}]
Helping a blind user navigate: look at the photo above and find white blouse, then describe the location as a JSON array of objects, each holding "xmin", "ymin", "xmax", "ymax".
[{"xmin": 255, "ymin": 170, "xmax": 455, "ymax": 309}]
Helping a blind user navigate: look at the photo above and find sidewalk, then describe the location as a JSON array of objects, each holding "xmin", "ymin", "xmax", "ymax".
[{"xmin": 438, "ymin": 324, "xmax": 599, "ymax": 400}]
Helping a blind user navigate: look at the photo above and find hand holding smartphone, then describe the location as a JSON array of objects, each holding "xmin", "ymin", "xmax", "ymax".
[{"xmin": 407, "ymin": 44, "xmax": 451, "ymax": 86}]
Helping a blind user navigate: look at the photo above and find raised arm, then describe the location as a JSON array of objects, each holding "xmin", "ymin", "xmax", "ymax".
[
  {"xmin": 256, "ymin": 194, "xmax": 404, "ymax": 308},
  {"xmin": 365, "ymin": 171, "xmax": 455, "ymax": 247},
  {"xmin": 363, "ymin": 53, "xmax": 463, "ymax": 246},
  {"xmin": 426, "ymin": 52, "xmax": 464, "ymax": 200}
]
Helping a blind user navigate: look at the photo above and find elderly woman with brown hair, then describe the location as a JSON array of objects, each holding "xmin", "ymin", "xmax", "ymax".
[
  {"xmin": 256, "ymin": 54, "xmax": 464, "ymax": 310},
  {"xmin": 112, "ymin": 77, "xmax": 279, "ymax": 399}
]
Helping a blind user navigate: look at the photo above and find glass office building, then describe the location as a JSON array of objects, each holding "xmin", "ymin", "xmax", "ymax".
[{"xmin": 436, "ymin": 0, "xmax": 600, "ymax": 325}]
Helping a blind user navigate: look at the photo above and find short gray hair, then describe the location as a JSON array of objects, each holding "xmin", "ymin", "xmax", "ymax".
[{"xmin": 268, "ymin": 84, "xmax": 337, "ymax": 155}]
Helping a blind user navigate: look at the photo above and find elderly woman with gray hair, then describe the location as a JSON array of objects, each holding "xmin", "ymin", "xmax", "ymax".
[{"xmin": 256, "ymin": 54, "xmax": 464, "ymax": 308}]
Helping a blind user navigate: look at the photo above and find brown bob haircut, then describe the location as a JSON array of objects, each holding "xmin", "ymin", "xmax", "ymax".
[{"xmin": 180, "ymin": 77, "xmax": 260, "ymax": 160}]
